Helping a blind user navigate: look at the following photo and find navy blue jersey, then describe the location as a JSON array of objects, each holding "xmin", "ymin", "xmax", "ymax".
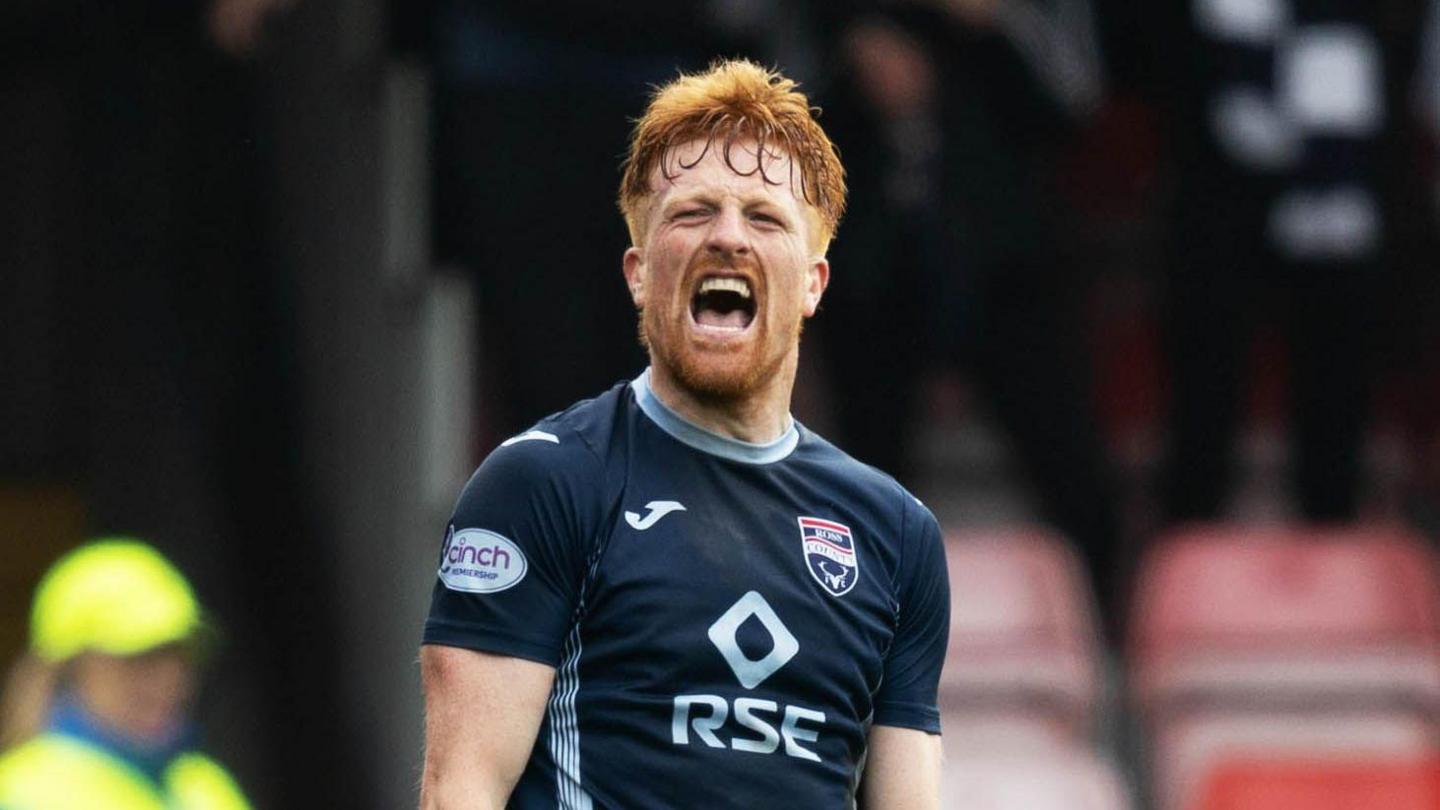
[{"xmin": 424, "ymin": 369, "xmax": 949, "ymax": 809}]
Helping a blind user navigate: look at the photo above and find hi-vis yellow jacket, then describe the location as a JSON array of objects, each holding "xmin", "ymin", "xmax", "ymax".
[{"xmin": 0, "ymin": 733, "xmax": 251, "ymax": 810}]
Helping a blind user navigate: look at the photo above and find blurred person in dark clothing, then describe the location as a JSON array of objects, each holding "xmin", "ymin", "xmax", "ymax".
[
  {"xmin": 1386, "ymin": 0, "xmax": 1440, "ymax": 527},
  {"xmin": 420, "ymin": 1, "xmax": 764, "ymax": 446},
  {"xmin": 1141, "ymin": 0, "xmax": 1422, "ymax": 523},
  {"xmin": 815, "ymin": 0, "xmax": 1126, "ymax": 630}
]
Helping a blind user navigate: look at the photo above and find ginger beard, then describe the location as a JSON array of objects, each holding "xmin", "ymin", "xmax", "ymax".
[
  {"xmin": 630, "ymin": 139, "xmax": 823, "ymax": 403},
  {"xmin": 637, "ymin": 252, "xmax": 801, "ymax": 402}
]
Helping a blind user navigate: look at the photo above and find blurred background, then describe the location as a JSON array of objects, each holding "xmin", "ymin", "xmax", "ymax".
[{"xmin": 2, "ymin": 0, "xmax": 1439, "ymax": 808}]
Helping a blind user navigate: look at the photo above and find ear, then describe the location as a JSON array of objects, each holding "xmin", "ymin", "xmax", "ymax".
[
  {"xmin": 623, "ymin": 247, "xmax": 646, "ymax": 307},
  {"xmin": 802, "ymin": 256, "xmax": 830, "ymax": 318}
]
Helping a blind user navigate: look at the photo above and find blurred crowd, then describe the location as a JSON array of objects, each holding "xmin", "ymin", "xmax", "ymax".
[{"xmin": 3, "ymin": 0, "xmax": 1440, "ymax": 806}]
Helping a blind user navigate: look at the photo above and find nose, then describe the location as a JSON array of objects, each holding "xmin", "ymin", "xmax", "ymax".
[{"xmin": 705, "ymin": 205, "xmax": 750, "ymax": 259}]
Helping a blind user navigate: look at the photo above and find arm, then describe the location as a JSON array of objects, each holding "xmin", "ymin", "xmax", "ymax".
[
  {"xmin": 419, "ymin": 426, "xmax": 605, "ymax": 809},
  {"xmin": 860, "ymin": 725, "xmax": 943, "ymax": 810},
  {"xmin": 865, "ymin": 496, "xmax": 950, "ymax": 809},
  {"xmin": 419, "ymin": 646, "xmax": 555, "ymax": 810}
]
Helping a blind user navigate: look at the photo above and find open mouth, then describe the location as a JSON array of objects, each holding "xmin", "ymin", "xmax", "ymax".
[{"xmin": 690, "ymin": 276, "xmax": 756, "ymax": 332}]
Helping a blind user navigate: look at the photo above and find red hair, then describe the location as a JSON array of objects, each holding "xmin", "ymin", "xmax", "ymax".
[{"xmin": 618, "ymin": 59, "xmax": 847, "ymax": 251}]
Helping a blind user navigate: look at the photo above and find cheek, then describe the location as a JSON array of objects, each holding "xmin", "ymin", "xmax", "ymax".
[
  {"xmin": 646, "ymin": 244, "xmax": 688, "ymax": 298},
  {"xmin": 769, "ymin": 253, "xmax": 812, "ymax": 313},
  {"xmin": 652, "ymin": 275, "xmax": 685, "ymax": 314}
]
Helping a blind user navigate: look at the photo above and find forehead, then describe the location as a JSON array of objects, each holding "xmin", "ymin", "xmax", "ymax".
[{"xmin": 650, "ymin": 138, "xmax": 806, "ymax": 209}]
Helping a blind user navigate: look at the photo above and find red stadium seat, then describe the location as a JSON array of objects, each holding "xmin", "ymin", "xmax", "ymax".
[
  {"xmin": 1128, "ymin": 525, "xmax": 1440, "ymax": 809},
  {"xmin": 1153, "ymin": 709, "xmax": 1437, "ymax": 810},
  {"xmin": 1188, "ymin": 757, "xmax": 1440, "ymax": 810},
  {"xmin": 941, "ymin": 529, "xmax": 1103, "ymax": 750},
  {"xmin": 1130, "ymin": 525, "xmax": 1440, "ymax": 711},
  {"xmin": 941, "ymin": 749, "xmax": 1134, "ymax": 810}
]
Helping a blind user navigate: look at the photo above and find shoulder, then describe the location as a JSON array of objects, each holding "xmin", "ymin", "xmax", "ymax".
[
  {"xmin": 460, "ymin": 383, "xmax": 630, "ymax": 498},
  {"xmin": 0, "ymin": 735, "xmax": 91, "ymax": 782},
  {"xmin": 0, "ymin": 736, "xmax": 156, "ymax": 808},
  {"xmin": 534, "ymin": 379, "xmax": 633, "ymax": 461},
  {"xmin": 449, "ymin": 382, "xmax": 635, "ymax": 537},
  {"xmin": 793, "ymin": 426, "xmax": 937, "ymax": 532},
  {"xmin": 167, "ymin": 752, "xmax": 252, "ymax": 810}
]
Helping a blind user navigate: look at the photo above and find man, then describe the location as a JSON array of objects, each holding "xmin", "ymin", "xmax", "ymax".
[
  {"xmin": 420, "ymin": 59, "xmax": 949, "ymax": 809},
  {"xmin": 0, "ymin": 538, "xmax": 251, "ymax": 810}
]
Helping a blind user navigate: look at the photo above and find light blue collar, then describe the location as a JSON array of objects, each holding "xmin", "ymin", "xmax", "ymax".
[{"xmin": 631, "ymin": 368, "xmax": 799, "ymax": 465}]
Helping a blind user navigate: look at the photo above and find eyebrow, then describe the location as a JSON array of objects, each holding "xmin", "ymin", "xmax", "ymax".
[{"xmin": 663, "ymin": 189, "xmax": 794, "ymax": 212}]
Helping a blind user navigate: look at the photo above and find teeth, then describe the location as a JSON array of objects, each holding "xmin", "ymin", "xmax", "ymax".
[{"xmin": 698, "ymin": 277, "xmax": 751, "ymax": 299}]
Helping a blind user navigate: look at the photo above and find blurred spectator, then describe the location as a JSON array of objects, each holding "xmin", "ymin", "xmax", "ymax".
[
  {"xmin": 0, "ymin": 539, "xmax": 251, "ymax": 809},
  {"xmin": 0, "ymin": 3, "xmax": 373, "ymax": 806},
  {"xmin": 414, "ymin": 1, "xmax": 765, "ymax": 446},
  {"xmin": 815, "ymin": 0, "xmax": 1126, "ymax": 630},
  {"xmin": 1151, "ymin": 0, "xmax": 1417, "ymax": 523}
]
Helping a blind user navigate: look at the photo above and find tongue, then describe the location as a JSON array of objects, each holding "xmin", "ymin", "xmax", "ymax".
[{"xmin": 696, "ymin": 308, "xmax": 750, "ymax": 329}]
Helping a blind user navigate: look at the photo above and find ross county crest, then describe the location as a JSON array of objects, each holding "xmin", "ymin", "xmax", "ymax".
[{"xmin": 798, "ymin": 516, "xmax": 859, "ymax": 597}]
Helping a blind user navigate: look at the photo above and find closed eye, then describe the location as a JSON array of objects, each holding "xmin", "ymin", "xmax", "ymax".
[{"xmin": 671, "ymin": 206, "xmax": 713, "ymax": 221}]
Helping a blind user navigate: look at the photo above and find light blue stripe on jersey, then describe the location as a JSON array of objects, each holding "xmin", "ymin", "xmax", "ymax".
[
  {"xmin": 630, "ymin": 368, "xmax": 799, "ymax": 465},
  {"xmin": 547, "ymin": 546, "xmax": 604, "ymax": 809},
  {"xmin": 548, "ymin": 628, "xmax": 590, "ymax": 810}
]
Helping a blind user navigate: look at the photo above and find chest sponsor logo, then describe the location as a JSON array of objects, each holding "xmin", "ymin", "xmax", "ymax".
[
  {"xmin": 624, "ymin": 500, "xmax": 686, "ymax": 531},
  {"xmin": 707, "ymin": 591, "xmax": 798, "ymax": 688},
  {"xmin": 438, "ymin": 526, "xmax": 528, "ymax": 593},
  {"xmin": 798, "ymin": 517, "xmax": 859, "ymax": 597},
  {"xmin": 672, "ymin": 592, "xmax": 827, "ymax": 762}
]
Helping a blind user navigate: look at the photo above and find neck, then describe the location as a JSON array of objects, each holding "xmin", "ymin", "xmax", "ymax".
[
  {"xmin": 49, "ymin": 693, "xmax": 191, "ymax": 778},
  {"xmin": 646, "ymin": 352, "xmax": 798, "ymax": 444}
]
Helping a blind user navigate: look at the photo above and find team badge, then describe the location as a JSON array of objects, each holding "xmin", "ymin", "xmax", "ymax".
[{"xmin": 798, "ymin": 517, "xmax": 859, "ymax": 597}]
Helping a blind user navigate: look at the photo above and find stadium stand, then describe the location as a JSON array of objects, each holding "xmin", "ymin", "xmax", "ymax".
[{"xmin": 1128, "ymin": 525, "xmax": 1440, "ymax": 810}]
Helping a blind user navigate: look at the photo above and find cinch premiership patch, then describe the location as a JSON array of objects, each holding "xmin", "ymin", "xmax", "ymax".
[
  {"xmin": 438, "ymin": 526, "xmax": 528, "ymax": 593},
  {"xmin": 798, "ymin": 517, "xmax": 859, "ymax": 597}
]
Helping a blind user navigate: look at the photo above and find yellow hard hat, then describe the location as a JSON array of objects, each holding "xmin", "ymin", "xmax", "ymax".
[{"xmin": 29, "ymin": 538, "xmax": 203, "ymax": 663}]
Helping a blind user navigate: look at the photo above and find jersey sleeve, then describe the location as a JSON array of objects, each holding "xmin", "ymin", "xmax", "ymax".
[
  {"xmin": 422, "ymin": 428, "xmax": 606, "ymax": 667},
  {"xmin": 872, "ymin": 497, "xmax": 950, "ymax": 733}
]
